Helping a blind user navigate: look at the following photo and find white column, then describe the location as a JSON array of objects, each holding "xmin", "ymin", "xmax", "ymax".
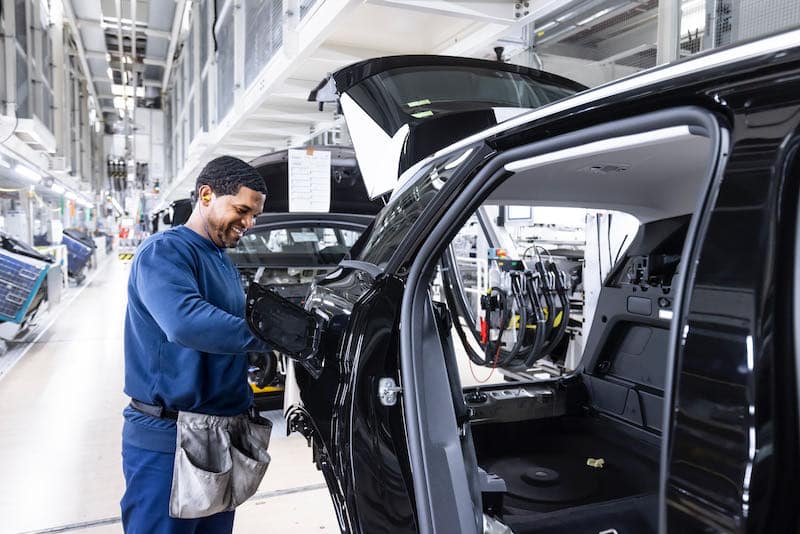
[{"xmin": 656, "ymin": 0, "xmax": 681, "ymax": 65}]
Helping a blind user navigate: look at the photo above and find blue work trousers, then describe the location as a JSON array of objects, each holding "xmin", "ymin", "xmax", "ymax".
[{"xmin": 121, "ymin": 441, "xmax": 235, "ymax": 533}]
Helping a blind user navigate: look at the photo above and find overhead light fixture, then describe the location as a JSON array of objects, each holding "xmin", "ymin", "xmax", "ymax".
[
  {"xmin": 65, "ymin": 191, "xmax": 77, "ymax": 201},
  {"xmin": 51, "ymin": 183, "xmax": 65, "ymax": 194},
  {"xmin": 556, "ymin": 10, "xmax": 578, "ymax": 22},
  {"xmin": 106, "ymin": 52, "xmax": 111, "ymax": 61},
  {"xmin": 577, "ymin": 7, "xmax": 613, "ymax": 26},
  {"xmin": 536, "ymin": 20, "xmax": 558, "ymax": 32},
  {"xmin": 15, "ymin": 164, "xmax": 42, "ymax": 183},
  {"xmin": 111, "ymin": 84, "xmax": 145, "ymax": 98},
  {"xmin": 107, "ymin": 67, "xmax": 114, "ymax": 80}
]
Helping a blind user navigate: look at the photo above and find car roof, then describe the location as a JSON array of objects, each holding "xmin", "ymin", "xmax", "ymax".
[{"xmin": 390, "ymin": 28, "xmax": 800, "ymax": 200}]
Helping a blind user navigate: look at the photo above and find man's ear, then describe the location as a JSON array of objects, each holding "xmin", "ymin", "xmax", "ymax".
[{"xmin": 198, "ymin": 185, "xmax": 213, "ymax": 204}]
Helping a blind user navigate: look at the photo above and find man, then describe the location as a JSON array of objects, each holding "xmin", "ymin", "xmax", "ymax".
[{"xmin": 121, "ymin": 156, "xmax": 270, "ymax": 533}]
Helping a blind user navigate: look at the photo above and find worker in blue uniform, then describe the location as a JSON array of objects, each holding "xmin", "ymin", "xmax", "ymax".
[{"xmin": 121, "ymin": 156, "xmax": 271, "ymax": 533}]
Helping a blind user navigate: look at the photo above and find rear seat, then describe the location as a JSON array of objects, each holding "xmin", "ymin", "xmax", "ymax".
[{"xmin": 579, "ymin": 215, "xmax": 690, "ymax": 433}]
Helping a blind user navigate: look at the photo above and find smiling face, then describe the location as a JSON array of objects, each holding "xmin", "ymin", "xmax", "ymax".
[{"xmin": 199, "ymin": 184, "xmax": 266, "ymax": 248}]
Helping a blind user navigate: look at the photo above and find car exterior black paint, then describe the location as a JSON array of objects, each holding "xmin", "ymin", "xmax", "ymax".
[{"xmin": 252, "ymin": 33, "xmax": 800, "ymax": 534}]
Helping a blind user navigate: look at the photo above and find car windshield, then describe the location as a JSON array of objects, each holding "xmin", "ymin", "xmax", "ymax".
[
  {"xmin": 354, "ymin": 146, "xmax": 477, "ymax": 268},
  {"xmin": 228, "ymin": 224, "xmax": 363, "ymax": 267}
]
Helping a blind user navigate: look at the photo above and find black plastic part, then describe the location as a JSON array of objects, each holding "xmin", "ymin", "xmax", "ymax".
[{"xmin": 246, "ymin": 282, "xmax": 323, "ymax": 360}]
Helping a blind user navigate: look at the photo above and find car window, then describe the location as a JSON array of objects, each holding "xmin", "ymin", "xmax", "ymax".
[
  {"xmin": 355, "ymin": 147, "xmax": 478, "ymax": 268},
  {"xmin": 228, "ymin": 224, "xmax": 363, "ymax": 267},
  {"xmin": 347, "ymin": 66, "xmax": 578, "ymax": 133}
]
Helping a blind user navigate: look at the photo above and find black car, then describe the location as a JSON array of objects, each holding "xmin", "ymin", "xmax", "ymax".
[
  {"xmin": 229, "ymin": 147, "xmax": 382, "ymax": 408},
  {"xmin": 249, "ymin": 39, "xmax": 800, "ymax": 534}
]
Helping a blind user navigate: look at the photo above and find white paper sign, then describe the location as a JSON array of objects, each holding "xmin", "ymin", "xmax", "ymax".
[{"xmin": 288, "ymin": 149, "xmax": 331, "ymax": 213}]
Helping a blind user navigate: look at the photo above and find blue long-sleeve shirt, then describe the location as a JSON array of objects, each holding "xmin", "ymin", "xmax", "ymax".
[{"xmin": 123, "ymin": 225, "xmax": 268, "ymax": 452}]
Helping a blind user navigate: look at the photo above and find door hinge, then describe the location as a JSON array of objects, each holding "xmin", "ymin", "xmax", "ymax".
[{"xmin": 378, "ymin": 377, "xmax": 402, "ymax": 406}]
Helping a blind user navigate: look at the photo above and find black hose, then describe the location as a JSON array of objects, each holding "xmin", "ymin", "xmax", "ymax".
[
  {"xmin": 483, "ymin": 286, "xmax": 511, "ymax": 365},
  {"xmin": 522, "ymin": 271, "xmax": 548, "ymax": 367},
  {"xmin": 534, "ymin": 261, "xmax": 555, "ymax": 334},
  {"xmin": 441, "ymin": 257, "xmax": 490, "ymax": 366},
  {"xmin": 496, "ymin": 274, "xmax": 528, "ymax": 367},
  {"xmin": 541, "ymin": 262, "xmax": 571, "ymax": 358}
]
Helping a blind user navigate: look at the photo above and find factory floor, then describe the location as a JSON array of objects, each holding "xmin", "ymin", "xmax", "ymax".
[{"xmin": 0, "ymin": 255, "xmax": 338, "ymax": 534}]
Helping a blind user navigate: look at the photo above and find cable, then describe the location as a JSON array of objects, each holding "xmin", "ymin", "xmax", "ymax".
[
  {"xmin": 0, "ymin": 115, "xmax": 19, "ymax": 146},
  {"xmin": 468, "ymin": 338, "xmax": 501, "ymax": 384},
  {"xmin": 613, "ymin": 234, "xmax": 629, "ymax": 267},
  {"xmin": 212, "ymin": 0, "xmax": 219, "ymax": 52}
]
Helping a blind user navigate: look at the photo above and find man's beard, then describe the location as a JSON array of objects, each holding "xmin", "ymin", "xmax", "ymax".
[{"xmin": 218, "ymin": 225, "xmax": 242, "ymax": 248}]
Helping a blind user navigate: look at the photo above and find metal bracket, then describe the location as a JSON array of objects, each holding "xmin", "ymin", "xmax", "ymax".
[{"xmin": 378, "ymin": 377, "xmax": 402, "ymax": 406}]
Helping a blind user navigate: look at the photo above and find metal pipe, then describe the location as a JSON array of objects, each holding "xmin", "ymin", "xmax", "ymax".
[
  {"xmin": 162, "ymin": 0, "xmax": 188, "ymax": 90},
  {"xmin": 131, "ymin": 0, "xmax": 137, "ymax": 180},
  {"xmin": 60, "ymin": 1, "xmax": 100, "ymax": 113},
  {"xmin": 115, "ymin": 0, "xmax": 129, "ymax": 179}
]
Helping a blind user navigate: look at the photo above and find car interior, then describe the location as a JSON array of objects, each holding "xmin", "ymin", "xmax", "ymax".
[
  {"xmin": 423, "ymin": 116, "xmax": 720, "ymax": 533},
  {"xmin": 229, "ymin": 224, "xmax": 363, "ymax": 300}
]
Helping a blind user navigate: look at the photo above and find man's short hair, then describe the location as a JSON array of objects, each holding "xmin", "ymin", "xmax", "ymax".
[{"xmin": 195, "ymin": 156, "xmax": 268, "ymax": 197}]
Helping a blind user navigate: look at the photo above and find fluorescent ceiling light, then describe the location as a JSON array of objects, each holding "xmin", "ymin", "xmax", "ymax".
[
  {"xmin": 505, "ymin": 126, "xmax": 693, "ymax": 172},
  {"xmin": 111, "ymin": 85, "xmax": 145, "ymax": 98},
  {"xmin": 556, "ymin": 10, "xmax": 577, "ymax": 22},
  {"xmin": 15, "ymin": 165, "xmax": 42, "ymax": 183},
  {"xmin": 577, "ymin": 7, "xmax": 613, "ymax": 26},
  {"xmin": 65, "ymin": 191, "xmax": 77, "ymax": 200},
  {"xmin": 537, "ymin": 20, "xmax": 558, "ymax": 32},
  {"xmin": 51, "ymin": 183, "xmax": 65, "ymax": 194}
]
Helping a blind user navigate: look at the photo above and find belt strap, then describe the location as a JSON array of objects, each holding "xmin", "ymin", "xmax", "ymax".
[{"xmin": 130, "ymin": 398, "xmax": 179, "ymax": 420}]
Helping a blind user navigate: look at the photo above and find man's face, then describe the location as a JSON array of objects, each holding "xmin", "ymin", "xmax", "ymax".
[{"xmin": 203, "ymin": 186, "xmax": 266, "ymax": 248}]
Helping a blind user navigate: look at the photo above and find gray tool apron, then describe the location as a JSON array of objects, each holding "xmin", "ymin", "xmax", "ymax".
[{"xmin": 169, "ymin": 411, "xmax": 272, "ymax": 519}]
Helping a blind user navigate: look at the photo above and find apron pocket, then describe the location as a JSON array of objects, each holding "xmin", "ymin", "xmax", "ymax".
[
  {"xmin": 230, "ymin": 419, "xmax": 272, "ymax": 505},
  {"xmin": 169, "ymin": 445, "xmax": 233, "ymax": 519},
  {"xmin": 231, "ymin": 445, "xmax": 271, "ymax": 505}
]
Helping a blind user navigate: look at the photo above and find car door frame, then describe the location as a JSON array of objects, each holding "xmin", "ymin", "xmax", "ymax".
[{"xmin": 394, "ymin": 106, "xmax": 726, "ymax": 533}]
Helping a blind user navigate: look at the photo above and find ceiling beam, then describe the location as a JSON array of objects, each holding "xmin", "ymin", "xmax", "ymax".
[
  {"xmin": 367, "ymin": 0, "xmax": 517, "ymax": 24},
  {"xmin": 85, "ymin": 49, "xmax": 167, "ymax": 67},
  {"xmin": 76, "ymin": 17, "xmax": 172, "ymax": 40},
  {"xmin": 142, "ymin": 57, "xmax": 167, "ymax": 67}
]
